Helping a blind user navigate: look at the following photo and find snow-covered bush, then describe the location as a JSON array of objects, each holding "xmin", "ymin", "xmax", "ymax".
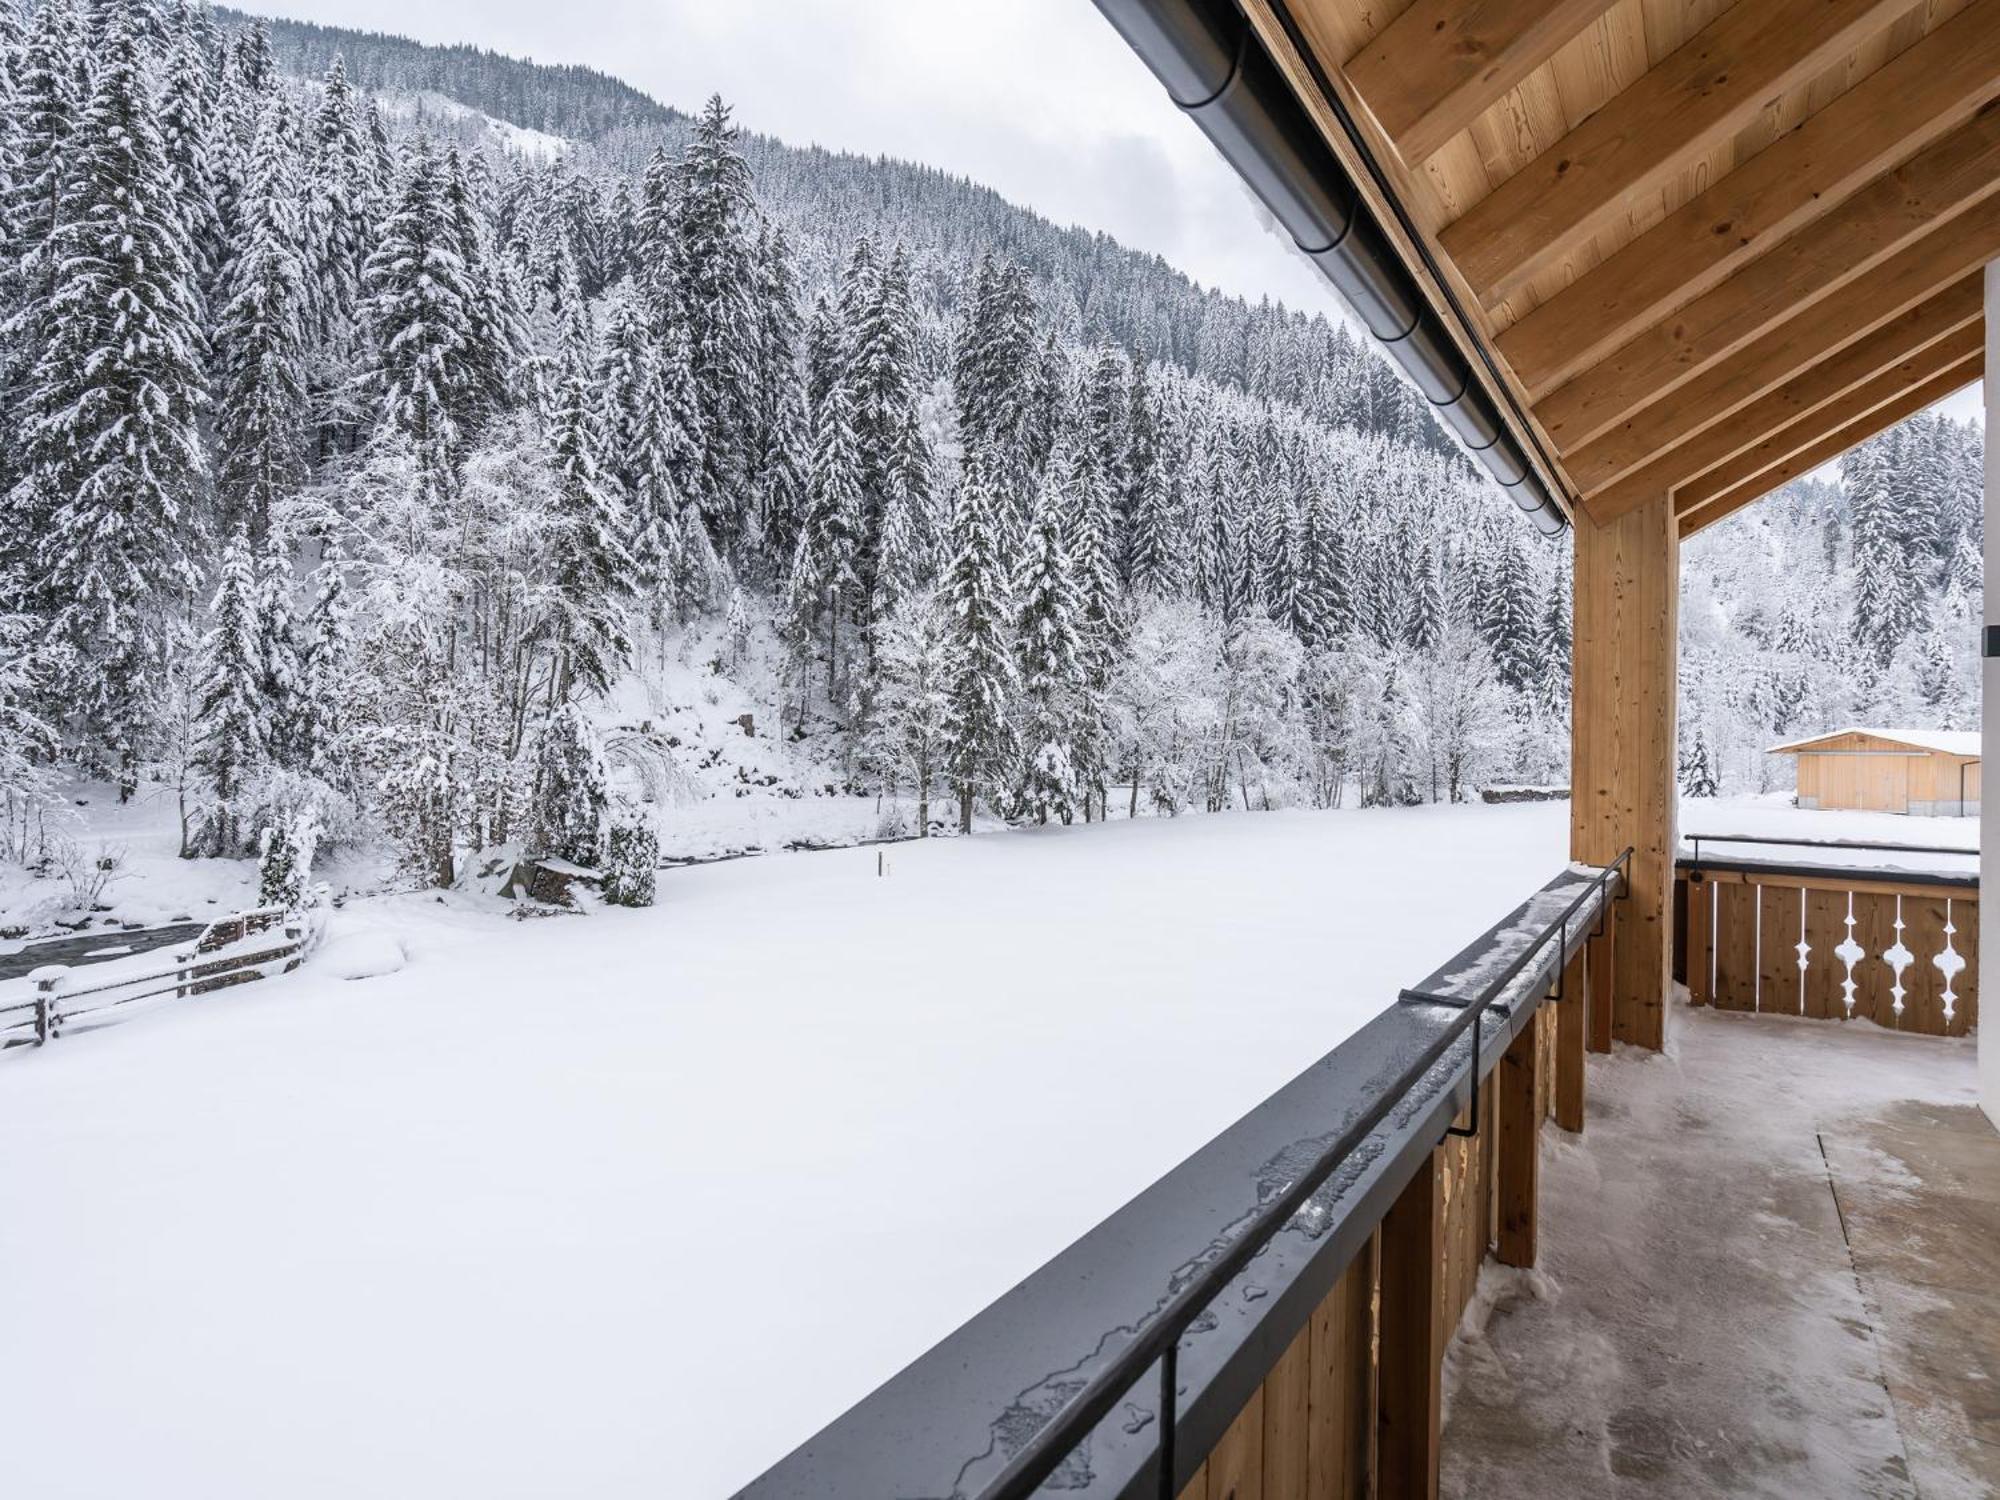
[
  {"xmin": 601, "ymin": 815, "xmax": 658, "ymax": 908},
  {"xmin": 529, "ymin": 705, "xmax": 609, "ymax": 868},
  {"xmin": 258, "ymin": 811, "xmax": 322, "ymax": 910}
]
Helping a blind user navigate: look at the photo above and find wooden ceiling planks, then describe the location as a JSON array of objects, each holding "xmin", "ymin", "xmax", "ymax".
[
  {"xmin": 1343, "ymin": 0, "xmax": 1626, "ymax": 163},
  {"xmin": 1495, "ymin": 3, "xmax": 2000, "ymax": 400},
  {"xmin": 1536, "ymin": 105, "xmax": 2000, "ymax": 452},
  {"xmin": 1272, "ymin": 0, "xmax": 1998, "ymax": 529},
  {"xmin": 1437, "ymin": 0, "xmax": 1917, "ymax": 309}
]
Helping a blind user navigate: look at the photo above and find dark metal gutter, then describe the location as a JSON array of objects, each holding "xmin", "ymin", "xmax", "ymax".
[
  {"xmin": 1089, "ymin": 0, "xmax": 1569, "ymax": 535},
  {"xmin": 739, "ymin": 857, "xmax": 1626, "ymax": 1499}
]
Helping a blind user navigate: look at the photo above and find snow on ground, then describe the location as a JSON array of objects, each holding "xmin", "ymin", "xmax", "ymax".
[
  {"xmin": 373, "ymin": 90, "xmax": 572, "ymax": 162},
  {"xmin": 1680, "ymin": 791, "xmax": 1978, "ymax": 876},
  {"xmin": 0, "ymin": 782, "xmax": 258, "ymax": 939},
  {"xmin": 0, "ymin": 800, "xmax": 1570, "ymax": 1499}
]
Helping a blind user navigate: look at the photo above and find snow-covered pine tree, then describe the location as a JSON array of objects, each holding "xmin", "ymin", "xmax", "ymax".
[
  {"xmin": 1678, "ymin": 727, "xmax": 1719, "ymax": 798},
  {"xmin": 304, "ymin": 55, "xmax": 378, "ymax": 457},
  {"xmin": 846, "ymin": 240, "xmax": 931, "ymax": 622},
  {"xmin": 158, "ymin": 0, "xmax": 225, "ymax": 331},
  {"xmin": 0, "ymin": 610, "xmax": 58, "ymax": 859},
  {"xmin": 0, "ymin": 0, "xmax": 80, "ymax": 535},
  {"xmin": 942, "ymin": 445, "xmax": 1019, "ymax": 833},
  {"xmin": 24, "ymin": 0, "xmax": 210, "ymax": 774},
  {"xmin": 257, "ymin": 538, "xmax": 302, "ymax": 765},
  {"xmin": 749, "ymin": 222, "xmax": 809, "ymax": 573},
  {"xmin": 296, "ymin": 540, "xmax": 351, "ymax": 785},
  {"xmin": 544, "ymin": 294, "xmax": 632, "ymax": 701},
  {"xmin": 217, "ymin": 93, "xmax": 312, "ymax": 540},
  {"xmin": 783, "ymin": 375, "xmax": 864, "ymax": 699},
  {"xmin": 362, "ymin": 138, "xmax": 476, "ymax": 492},
  {"xmin": 528, "ymin": 701, "xmax": 608, "ymax": 869},
  {"xmin": 194, "ymin": 528, "xmax": 268, "ymax": 854},
  {"xmin": 1082, "ymin": 345, "xmax": 1130, "ymax": 539},
  {"xmin": 672, "ymin": 95, "xmax": 760, "ymax": 556},
  {"xmin": 954, "ymin": 254, "xmax": 1039, "ymax": 520},
  {"xmin": 1846, "ymin": 432, "xmax": 1926, "ymax": 667},
  {"xmin": 1013, "ymin": 469, "xmax": 1087, "ymax": 824}
]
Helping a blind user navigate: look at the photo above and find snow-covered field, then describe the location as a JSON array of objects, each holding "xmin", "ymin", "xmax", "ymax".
[
  {"xmin": 0, "ymin": 800, "xmax": 1572, "ymax": 1499},
  {"xmin": 1680, "ymin": 791, "xmax": 1978, "ymax": 876}
]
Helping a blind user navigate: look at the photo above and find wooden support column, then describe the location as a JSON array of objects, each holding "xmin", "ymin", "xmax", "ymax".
[
  {"xmin": 1496, "ymin": 1018, "xmax": 1542, "ymax": 1267},
  {"xmin": 1555, "ymin": 950, "xmax": 1587, "ymax": 1132},
  {"xmin": 1585, "ymin": 913, "xmax": 1614, "ymax": 1053},
  {"xmin": 1572, "ymin": 491, "xmax": 1678, "ymax": 1052},
  {"xmin": 1377, "ymin": 1150, "xmax": 1443, "ymax": 1500}
]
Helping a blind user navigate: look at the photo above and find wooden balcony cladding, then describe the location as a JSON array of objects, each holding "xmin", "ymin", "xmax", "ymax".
[
  {"xmin": 1174, "ymin": 948, "xmax": 1594, "ymax": 1500},
  {"xmin": 1681, "ymin": 867, "xmax": 1979, "ymax": 1038}
]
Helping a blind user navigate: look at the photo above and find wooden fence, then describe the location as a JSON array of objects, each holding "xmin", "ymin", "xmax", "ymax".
[
  {"xmin": 1678, "ymin": 862, "xmax": 1977, "ymax": 1037},
  {"xmin": 0, "ymin": 905, "xmax": 323, "ymax": 1050},
  {"xmin": 1174, "ymin": 941, "xmax": 1600, "ymax": 1500}
]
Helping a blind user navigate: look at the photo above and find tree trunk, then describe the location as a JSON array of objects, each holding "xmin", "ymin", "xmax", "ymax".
[{"xmin": 959, "ymin": 784, "xmax": 973, "ymax": 835}]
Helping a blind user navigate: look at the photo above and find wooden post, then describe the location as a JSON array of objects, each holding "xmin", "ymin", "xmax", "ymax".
[
  {"xmin": 1496, "ymin": 1019, "xmax": 1542, "ymax": 1267},
  {"xmin": 1377, "ymin": 1150, "xmax": 1443, "ymax": 1500},
  {"xmin": 1556, "ymin": 951, "xmax": 1587, "ymax": 1132},
  {"xmin": 1685, "ymin": 871, "xmax": 1712, "ymax": 1005},
  {"xmin": 1586, "ymin": 911, "xmax": 1615, "ymax": 1053},
  {"xmin": 1571, "ymin": 491, "xmax": 1678, "ymax": 1052}
]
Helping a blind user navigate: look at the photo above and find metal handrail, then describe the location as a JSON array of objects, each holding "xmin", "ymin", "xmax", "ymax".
[
  {"xmin": 977, "ymin": 847, "xmax": 1633, "ymax": 1500},
  {"xmin": 1684, "ymin": 833, "xmax": 1976, "ymax": 862}
]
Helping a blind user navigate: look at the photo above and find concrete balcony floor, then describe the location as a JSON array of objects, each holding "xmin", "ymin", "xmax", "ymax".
[{"xmin": 1442, "ymin": 1004, "xmax": 1996, "ymax": 1500}]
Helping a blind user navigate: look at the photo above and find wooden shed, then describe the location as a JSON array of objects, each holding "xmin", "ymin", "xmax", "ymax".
[{"xmin": 1771, "ymin": 728, "xmax": 1981, "ymax": 816}]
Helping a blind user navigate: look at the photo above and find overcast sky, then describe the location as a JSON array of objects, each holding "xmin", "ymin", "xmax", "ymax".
[
  {"xmin": 252, "ymin": 0, "xmax": 1982, "ymax": 432},
  {"xmin": 251, "ymin": 0, "xmax": 1340, "ymax": 318}
]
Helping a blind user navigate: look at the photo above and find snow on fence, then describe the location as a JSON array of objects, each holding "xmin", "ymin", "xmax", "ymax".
[
  {"xmin": 1677, "ymin": 836, "xmax": 1978, "ymax": 1037},
  {"xmin": 0, "ymin": 905, "xmax": 326, "ymax": 1051}
]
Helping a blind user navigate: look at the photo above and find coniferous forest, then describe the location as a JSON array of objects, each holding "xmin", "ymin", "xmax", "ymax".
[{"xmin": 0, "ymin": 1, "xmax": 1981, "ymax": 892}]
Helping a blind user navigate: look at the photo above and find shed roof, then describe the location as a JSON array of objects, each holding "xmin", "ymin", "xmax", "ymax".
[{"xmin": 1768, "ymin": 728, "xmax": 1982, "ymax": 758}]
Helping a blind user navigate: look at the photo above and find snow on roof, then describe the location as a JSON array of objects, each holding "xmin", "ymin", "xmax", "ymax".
[{"xmin": 1767, "ymin": 727, "xmax": 1982, "ymax": 758}]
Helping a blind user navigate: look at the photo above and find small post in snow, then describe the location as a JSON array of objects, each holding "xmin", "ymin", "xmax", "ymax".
[{"xmin": 29, "ymin": 966, "xmax": 68, "ymax": 1046}]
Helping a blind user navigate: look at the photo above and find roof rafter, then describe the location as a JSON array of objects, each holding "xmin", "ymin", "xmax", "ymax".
[
  {"xmin": 1563, "ymin": 204, "xmax": 2000, "ymax": 494},
  {"xmin": 1669, "ymin": 324, "xmax": 1984, "ymax": 519},
  {"xmin": 1536, "ymin": 104, "xmax": 2000, "ymax": 452},
  {"xmin": 1677, "ymin": 353, "xmax": 1982, "ymax": 538},
  {"xmin": 1343, "ymin": 0, "xmax": 1622, "ymax": 166},
  {"xmin": 1496, "ymin": 3, "xmax": 2000, "ymax": 401},
  {"xmin": 1582, "ymin": 281, "xmax": 1984, "ymax": 525},
  {"xmin": 1439, "ymin": 0, "xmax": 1914, "ymax": 309}
]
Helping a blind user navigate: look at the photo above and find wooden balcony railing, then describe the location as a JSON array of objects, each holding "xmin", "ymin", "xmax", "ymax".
[{"xmin": 1675, "ymin": 837, "xmax": 1977, "ymax": 1038}]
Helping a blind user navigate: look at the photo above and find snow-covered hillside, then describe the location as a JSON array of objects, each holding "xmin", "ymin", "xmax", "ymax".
[{"xmin": 0, "ymin": 799, "xmax": 1571, "ymax": 1500}]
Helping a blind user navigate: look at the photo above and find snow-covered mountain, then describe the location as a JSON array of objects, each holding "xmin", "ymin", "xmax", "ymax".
[{"xmin": 0, "ymin": 0, "xmax": 1978, "ymax": 918}]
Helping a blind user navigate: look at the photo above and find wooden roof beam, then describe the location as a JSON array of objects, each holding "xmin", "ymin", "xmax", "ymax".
[
  {"xmin": 1677, "ymin": 352, "xmax": 1983, "ymax": 538},
  {"xmin": 1536, "ymin": 104, "xmax": 2000, "ymax": 452},
  {"xmin": 1669, "ymin": 323, "xmax": 1984, "ymax": 520},
  {"xmin": 1498, "ymin": 2, "xmax": 2000, "ymax": 401},
  {"xmin": 1581, "ymin": 280, "xmax": 1984, "ymax": 524},
  {"xmin": 1563, "ymin": 200, "xmax": 2000, "ymax": 494},
  {"xmin": 1343, "ymin": 0, "xmax": 1623, "ymax": 166},
  {"xmin": 1440, "ymin": 0, "xmax": 1913, "ymax": 309}
]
